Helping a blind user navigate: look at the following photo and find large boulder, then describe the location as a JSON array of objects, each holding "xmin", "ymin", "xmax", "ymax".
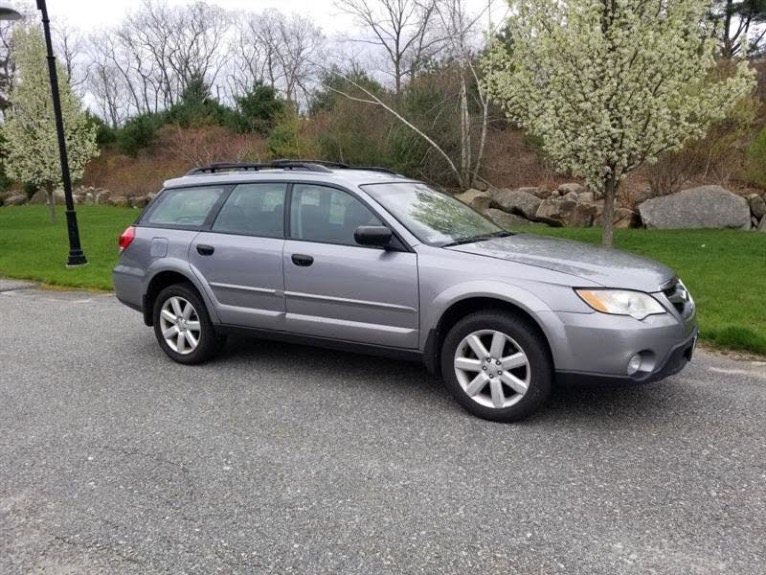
[
  {"xmin": 109, "ymin": 195, "xmax": 130, "ymax": 208},
  {"xmin": 492, "ymin": 189, "xmax": 542, "ymax": 220},
  {"xmin": 517, "ymin": 186, "xmax": 546, "ymax": 197},
  {"xmin": 623, "ymin": 187, "xmax": 654, "ymax": 207},
  {"xmin": 130, "ymin": 195, "xmax": 152, "ymax": 209},
  {"xmin": 535, "ymin": 197, "xmax": 577, "ymax": 227},
  {"xmin": 593, "ymin": 206, "xmax": 637, "ymax": 228},
  {"xmin": 531, "ymin": 187, "xmax": 555, "ymax": 200},
  {"xmin": 758, "ymin": 217, "xmax": 766, "ymax": 232},
  {"xmin": 578, "ymin": 191, "xmax": 596, "ymax": 204},
  {"xmin": 562, "ymin": 191, "xmax": 579, "ymax": 203},
  {"xmin": 567, "ymin": 202, "xmax": 598, "ymax": 227},
  {"xmin": 747, "ymin": 193, "xmax": 766, "ymax": 220},
  {"xmin": 456, "ymin": 188, "xmax": 493, "ymax": 211},
  {"xmin": 28, "ymin": 190, "xmax": 48, "ymax": 205},
  {"xmin": 638, "ymin": 185, "xmax": 751, "ymax": 230},
  {"xmin": 614, "ymin": 208, "xmax": 637, "ymax": 229},
  {"xmin": 95, "ymin": 190, "xmax": 112, "ymax": 205},
  {"xmin": 558, "ymin": 182, "xmax": 586, "ymax": 196},
  {"xmin": 3, "ymin": 194, "xmax": 26, "ymax": 206},
  {"xmin": 482, "ymin": 209, "xmax": 533, "ymax": 229}
]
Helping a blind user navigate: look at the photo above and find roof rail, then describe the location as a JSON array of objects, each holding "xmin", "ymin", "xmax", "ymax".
[
  {"xmin": 185, "ymin": 159, "xmax": 401, "ymax": 176},
  {"xmin": 267, "ymin": 160, "xmax": 334, "ymax": 172},
  {"xmin": 274, "ymin": 160, "xmax": 402, "ymax": 176},
  {"xmin": 186, "ymin": 161, "xmax": 333, "ymax": 175},
  {"xmin": 350, "ymin": 166, "xmax": 400, "ymax": 175},
  {"xmin": 277, "ymin": 160, "xmax": 399, "ymax": 175},
  {"xmin": 271, "ymin": 159, "xmax": 351, "ymax": 169},
  {"xmin": 187, "ymin": 163, "xmax": 263, "ymax": 175}
]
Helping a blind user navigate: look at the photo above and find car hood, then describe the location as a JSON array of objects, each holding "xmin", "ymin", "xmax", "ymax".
[{"xmin": 445, "ymin": 234, "xmax": 674, "ymax": 291}]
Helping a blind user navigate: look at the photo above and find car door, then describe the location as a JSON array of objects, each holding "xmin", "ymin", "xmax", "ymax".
[
  {"xmin": 189, "ymin": 182, "xmax": 287, "ymax": 330},
  {"xmin": 283, "ymin": 183, "xmax": 419, "ymax": 349}
]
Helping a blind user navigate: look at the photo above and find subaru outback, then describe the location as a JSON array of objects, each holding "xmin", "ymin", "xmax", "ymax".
[{"xmin": 114, "ymin": 160, "xmax": 698, "ymax": 422}]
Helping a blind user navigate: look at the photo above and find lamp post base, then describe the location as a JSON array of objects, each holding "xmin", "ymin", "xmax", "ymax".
[
  {"xmin": 66, "ymin": 252, "xmax": 88, "ymax": 267},
  {"xmin": 64, "ymin": 209, "xmax": 87, "ymax": 267}
]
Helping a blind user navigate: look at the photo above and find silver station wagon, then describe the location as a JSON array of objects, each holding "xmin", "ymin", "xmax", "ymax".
[{"xmin": 114, "ymin": 160, "xmax": 698, "ymax": 422}]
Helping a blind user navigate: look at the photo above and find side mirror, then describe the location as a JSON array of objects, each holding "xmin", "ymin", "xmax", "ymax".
[{"xmin": 354, "ymin": 225, "xmax": 393, "ymax": 247}]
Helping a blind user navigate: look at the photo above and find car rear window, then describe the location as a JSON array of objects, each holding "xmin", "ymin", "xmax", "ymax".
[{"xmin": 145, "ymin": 186, "xmax": 225, "ymax": 227}]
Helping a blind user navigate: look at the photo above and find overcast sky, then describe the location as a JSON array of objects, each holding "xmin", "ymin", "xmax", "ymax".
[{"xmin": 6, "ymin": 0, "xmax": 508, "ymax": 36}]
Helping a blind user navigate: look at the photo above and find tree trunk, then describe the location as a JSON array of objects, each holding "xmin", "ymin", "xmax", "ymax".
[
  {"xmin": 459, "ymin": 73, "xmax": 470, "ymax": 186},
  {"xmin": 472, "ymin": 96, "xmax": 490, "ymax": 186},
  {"xmin": 601, "ymin": 176, "xmax": 617, "ymax": 248},
  {"xmin": 45, "ymin": 185, "xmax": 57, "ymax": 224}
]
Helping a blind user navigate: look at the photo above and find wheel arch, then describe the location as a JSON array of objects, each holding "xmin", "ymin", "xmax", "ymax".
[
  {"xmin": 143, "ymin": 270, "xmax": 208, "ymax": 326},
  {"xmin": 423, "ymin": 295, "xmax": 556, "ymax": 376}
]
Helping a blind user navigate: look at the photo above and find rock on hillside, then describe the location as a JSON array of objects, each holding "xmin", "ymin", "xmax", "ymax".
[
  {"xmin": 492, "ymin": 189, "xmax": 542, "ymax": 220},
  {"xmin": 455, "ymin": 189, "xmax": 493, "ymax": 210},
  {"xmin": 748, "ymin": 194, "xmax": 766, "ymax": 220},
  {"xmin": 638, "ymin": 185, "xmax": 751, "ymax": 230},
  {"xmin": 482, "ymin": 208, "xmax": 532, "ymax": 229}
]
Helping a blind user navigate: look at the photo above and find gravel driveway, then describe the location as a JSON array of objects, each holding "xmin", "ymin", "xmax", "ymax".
[{"xmin": 1, "ymin": 286, "xmax": 764, "ymax": 574}]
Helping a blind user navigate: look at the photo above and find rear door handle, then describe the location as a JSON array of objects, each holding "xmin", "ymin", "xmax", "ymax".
[
  {"xmin": 196, "ymin": 245, "xmax": 215, "ymax": 256},
  {"xmin": 291, "ymin": 254, "xmax": 314, "ymax": 267}
]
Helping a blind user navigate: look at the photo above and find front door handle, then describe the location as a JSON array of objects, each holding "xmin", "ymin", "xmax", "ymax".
[
  {"xmin": 291, "ymin": 254, "xmax": 314, "ymax": 267},
  {"xmin": 197, "ymin": 245, "xmax": 215, "ymax": 256}
]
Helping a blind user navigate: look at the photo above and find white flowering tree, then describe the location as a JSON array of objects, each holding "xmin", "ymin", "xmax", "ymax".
[
  {"xmin": 3, "ymin": 25, "xmax": 98, "ymax": 223},
  {"xmin": 483, "ymin": 0, "xmax": 755, "ymax": 247}
]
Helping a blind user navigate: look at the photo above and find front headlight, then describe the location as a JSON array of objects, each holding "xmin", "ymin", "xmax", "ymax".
[{"xmin": 575, "ymin": 289, "xmax": 666, "ymax": 320}]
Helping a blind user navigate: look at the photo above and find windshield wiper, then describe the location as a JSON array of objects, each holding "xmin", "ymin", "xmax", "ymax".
[{"xmin": 441, "ymin": 231, "xmax": 511, "ymax": 248}]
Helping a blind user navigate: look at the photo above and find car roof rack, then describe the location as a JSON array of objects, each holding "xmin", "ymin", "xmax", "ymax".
[
  {"xmin": 280, "ymin": 159, "xmax": 399, "ymax": 175},
  {"xmin": 349, "ymin": 166, "xmax": 400, "ymax": 175},
  {"xmin": 186, "ymin": 160, "xmax": 401, "ymax": 176},
  {"xmin": 275, "ymin": 160, "xmax": 401, "ymax": 176},
  {"xmin": 186, "ymin": 161, "xmax": 334, "ymax": 175},
  {"xmin": 272, "ymin": 159, "xmax": 351, "ymax": 169}
]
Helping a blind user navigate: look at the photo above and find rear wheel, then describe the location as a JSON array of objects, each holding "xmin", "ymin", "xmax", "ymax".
[
  {"xmin": 152, "ymin": 284, "xmax": 224, "ymax": 364},
  {"xmin": 441, "ymin": 311, "xmax": 552, "ymax": 422}
]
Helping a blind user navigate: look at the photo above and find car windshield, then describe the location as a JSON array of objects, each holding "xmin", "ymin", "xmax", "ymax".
[{"xmin": 361, "ymin": 182, "xmax": 510, "ymax": 247}]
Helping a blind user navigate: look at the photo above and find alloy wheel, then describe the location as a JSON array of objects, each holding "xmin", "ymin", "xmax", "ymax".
[
  {"xmin": 453, "ymin": 329, "xmax": 531, "ymax": 409},
  {"xmin": 158, "ymin": 296, "xmax": 201, "ymax": 355}
]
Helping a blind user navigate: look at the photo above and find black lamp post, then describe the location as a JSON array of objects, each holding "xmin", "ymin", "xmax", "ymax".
[{"xmin": 1, "ymin": 1, "xmax": 86, "ymax": 266}]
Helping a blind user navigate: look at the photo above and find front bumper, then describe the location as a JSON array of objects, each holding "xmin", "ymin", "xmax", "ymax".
[
  {"xmin": 555, "ymin": 328, "xmax": 698, "ymax": 386},
  {"xmin": 540, "ymin": 306, "xmax": 698, "ymax": 386}
]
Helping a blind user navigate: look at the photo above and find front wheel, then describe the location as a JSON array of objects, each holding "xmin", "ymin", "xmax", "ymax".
[
  {"xmin": 440, "ymin": 311, "xmax": 552, "ymax": 422},
  {"xmin": 152, "ymin": 284, "xmax": 224, "ymax": 365}
]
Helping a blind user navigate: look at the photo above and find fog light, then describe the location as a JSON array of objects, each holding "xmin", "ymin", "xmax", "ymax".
[{"xmin": 627, "ymin": 354, "xmax": 642, "ymax": 375}]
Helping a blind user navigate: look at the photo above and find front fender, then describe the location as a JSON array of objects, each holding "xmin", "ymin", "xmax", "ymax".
[{"xmin": 421, "ymin": 280, "xmax": 570, "ymax": 370}]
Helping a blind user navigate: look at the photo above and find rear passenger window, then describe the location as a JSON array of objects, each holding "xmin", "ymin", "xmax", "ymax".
[
  {"xmin": 212, "ymin": 183, "xmax": 287, "ymax": 237},
  {"xmin": 146, "ymin": 186, "xmax": 224, "ymax": 227}
]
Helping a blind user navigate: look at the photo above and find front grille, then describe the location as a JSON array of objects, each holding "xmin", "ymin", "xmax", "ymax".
[{"xmin": 661, "ymin": 278, "xmax": 694, "ymax": 317}]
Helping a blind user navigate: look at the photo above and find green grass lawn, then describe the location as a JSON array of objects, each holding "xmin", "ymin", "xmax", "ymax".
[
  {"xmin": 1, "ymin": 206, "xmax": 764, "ymax": 355},
  {"xmin": 0, "ymin": 205, "xmax": 138, "ymax": 291}
]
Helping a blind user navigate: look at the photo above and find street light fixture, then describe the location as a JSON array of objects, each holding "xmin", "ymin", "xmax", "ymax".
[{"xmin": 0, "ymin": 1, "xmax": 87, "ymax": 266}]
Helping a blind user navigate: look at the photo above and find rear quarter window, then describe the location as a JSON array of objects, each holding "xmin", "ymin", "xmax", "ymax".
[{"xmin": 144, "ymin": 186, "xmax": 225, "ymax": 227}]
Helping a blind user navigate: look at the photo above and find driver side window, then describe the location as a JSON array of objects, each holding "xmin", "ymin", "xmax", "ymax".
[{"xmin": 290, "ymin": 184, "xmax": 381, "ymax": 246}]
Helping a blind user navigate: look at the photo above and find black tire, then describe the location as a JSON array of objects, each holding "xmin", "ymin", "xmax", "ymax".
[
  {"xmin": 440, "ymin": 311, "xmax": 552, "ymax": 422},
  {"xmin": 152, "ymin": 283, "xmax": 225, "ymax": 365}
]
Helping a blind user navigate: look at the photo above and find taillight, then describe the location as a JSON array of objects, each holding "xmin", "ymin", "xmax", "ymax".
[{"xmin": 118, "ymin": 226, "xmax": 136, "ymax": 252}]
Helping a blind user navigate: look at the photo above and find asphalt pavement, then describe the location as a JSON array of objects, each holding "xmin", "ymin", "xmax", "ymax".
[{"xmin": 1, "ymin": 285, "xmax": 765, "ymax": 575}]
